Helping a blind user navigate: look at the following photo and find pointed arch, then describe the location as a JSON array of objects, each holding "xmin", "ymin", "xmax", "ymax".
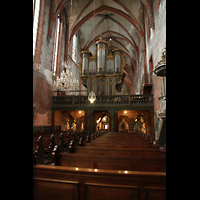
[{"xmin": 68, "ymin": 6, "xmax": 145, "ymax": 54}]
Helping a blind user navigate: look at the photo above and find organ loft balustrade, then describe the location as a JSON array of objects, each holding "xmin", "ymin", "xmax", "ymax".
[{"xmin": 52, "ymin": 94, "xmax": 154, "ymax": 112}]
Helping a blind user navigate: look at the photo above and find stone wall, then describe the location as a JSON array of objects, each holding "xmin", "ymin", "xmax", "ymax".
[
  {"xmin": 33, "ymin": 0, "xmax": 56, "ymax": 128},
  {"xmin": 144, "ymin": 0, "xmax": 166, "ymax": 112}
]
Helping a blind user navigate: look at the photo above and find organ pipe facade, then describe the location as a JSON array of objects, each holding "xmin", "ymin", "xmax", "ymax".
[{"xmin": 80, "ymin": 35, "xmax": 126, "ymax": 95}]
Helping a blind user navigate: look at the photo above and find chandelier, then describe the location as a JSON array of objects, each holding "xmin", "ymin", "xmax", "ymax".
[{"xmin": 53, "ymin": 61, "xmax": 79, "ymax": 93}]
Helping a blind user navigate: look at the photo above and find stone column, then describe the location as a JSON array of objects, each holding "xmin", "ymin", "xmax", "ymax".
[
  {"xmin": 75, "ymin": 118, "xmax": 81, "ymax": 132},
  {"xmin": 109, "ymin": 110, "xmax": 116, "ymax": 132},
  {"xmin": 150, "ymin": 111, "xmax": 155, "ymax": 140},
  {"xmin": 111, "ymin": 116, "xmax": 114, "ymax": 132},
  {"xmin": 85, "ymin": 111, "xmax": 90, "ymax": 136}
]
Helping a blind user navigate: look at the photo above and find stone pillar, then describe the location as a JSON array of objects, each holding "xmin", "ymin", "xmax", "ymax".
[
  {"xmin": 84, "ymin": 113, "xmax": 87, "ymax": 132},
  {"xmin": 150, "ymin": 111, "xmax": 154, "ymax": 140},
  {"xmin": 85, "ymin": 111, "xmax": 90, "ymax": 136},
  {"xmin": 114, "ymin": 112, "xmax": 118, "ymax": 132},
  {"xmin": 111, "ymin": 116, "xmax": 114, "ymax": 132},
  {"xmin": 76, "ymin": 118, "xmax": 81, "ymax": 132},
  {"xmin": 92, "ymin": 112, "xmax": 95, "ymax": 132},
  {"xmin": 109, "ymin": 110, "xmax": 116, "ymax": 132},
  {"xmin": 129, "ymin": 118, "xmax": 134, "ymax": 133}
]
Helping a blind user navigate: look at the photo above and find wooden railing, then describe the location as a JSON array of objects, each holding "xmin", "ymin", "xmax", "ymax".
[{"xmin": 52, "ymin": 94, "xmax": 153, "ymax": 106}]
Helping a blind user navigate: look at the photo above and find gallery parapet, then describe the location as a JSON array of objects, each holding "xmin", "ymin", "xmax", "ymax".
[{"xmin": 52, "ymin": 94, "xmax": 154, "ymax": 111}]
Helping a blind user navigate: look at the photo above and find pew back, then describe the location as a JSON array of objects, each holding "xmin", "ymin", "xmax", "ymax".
[{"xmin": 33, "ymin": 165, "xmax": 166, "ymax": 200}]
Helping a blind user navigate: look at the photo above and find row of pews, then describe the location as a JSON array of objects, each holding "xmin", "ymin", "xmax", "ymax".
[
  {"xmin": 33, "ymin": 131, "xmax": 166, "ymax": 200},
  {"xmin": 33, "ymin": 130, "xmax": 106, "ymax": 164},
  {"xmin": 33, "ymin": 130, "xmax": 85, "ymax": 164}
]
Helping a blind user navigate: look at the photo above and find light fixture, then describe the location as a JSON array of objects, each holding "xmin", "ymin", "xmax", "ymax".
[
  {"xmin": 88, "ymin": 91, "xmax": 96, "ymax": 103},
  {"xmin": 79, "ymin": 111, "xmax": 81, "ymax": 113},
  {"xmin": 124, "ymin": 111, "xmax": 127, "ymax": 114},
  {"xmin": 53, "ymin": 61, "xmax": 79, "ymax": 93}
]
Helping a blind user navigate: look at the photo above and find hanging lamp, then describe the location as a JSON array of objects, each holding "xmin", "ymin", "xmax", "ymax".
[
  {"xmin": 88, "ymin": 91, "xmax": 96, "ymax": 103},
  {"xmin": 88, "ymin": 0, "xmax": 96, "ymax": 103}
]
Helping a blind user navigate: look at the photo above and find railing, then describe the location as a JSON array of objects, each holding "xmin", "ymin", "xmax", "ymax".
[{"xmin": 52, "ymin": 94, "xmax": 153, "ymax": 105}]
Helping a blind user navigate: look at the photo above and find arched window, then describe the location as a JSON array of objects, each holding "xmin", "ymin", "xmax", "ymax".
[
  {"xmin": 52, "ymin": 14, "xmax": 60, "ymax": 76},
  {"xmin": 72, "ymin": 34, "xmax": 77, "ymax": 63},
  {"xmin": 33, "ymin": 0, "xmax": 40, "ymax": 58}
]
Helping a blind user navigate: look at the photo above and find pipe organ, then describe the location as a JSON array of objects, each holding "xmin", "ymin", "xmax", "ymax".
[{"xmin": 80, "ymin": 35, "xmax": 126, "ymax": 95}]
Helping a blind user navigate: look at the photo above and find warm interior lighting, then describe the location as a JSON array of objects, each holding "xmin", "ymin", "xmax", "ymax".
[
  {"xmin": 88, "ymin": 91, "xmax": 96, "ymax": 103},
  {"xmin": 124, "ymin": 111, "xmax": 127, "ymax": 113},
  {"xmin": 53, "ymin": 61, "xmax": 79, "ymax": 92}
]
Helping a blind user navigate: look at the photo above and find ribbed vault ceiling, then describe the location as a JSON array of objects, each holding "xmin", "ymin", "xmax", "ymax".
[{"xmin": 50, "ymin": 0, "xmax": 154, "ymax": 87}]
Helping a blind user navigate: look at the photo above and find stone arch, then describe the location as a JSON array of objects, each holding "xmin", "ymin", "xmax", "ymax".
[
  {"xmin": 68, "ymin": 6, "xmax": 145, "ymax": 56},
  {"xmin": 119, "ymin": 118, "xmax": 129, "ymax": 132}
]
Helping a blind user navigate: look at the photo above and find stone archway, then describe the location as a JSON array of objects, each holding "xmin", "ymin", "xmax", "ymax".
[
  {"xmin": 95, "ymin": 111, "xmax": 110, "ymax": 131},
  {"xmin": 118, "ymin": 116, "xmax": 129, "ymax": 132},
  {"xmin": 119, "ymin": 118, "xmax": 129, "ymax": 132}
]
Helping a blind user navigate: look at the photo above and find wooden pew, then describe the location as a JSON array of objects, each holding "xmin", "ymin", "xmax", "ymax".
[
  {"xmin": 79, "ymin": 136, "xmax": 85, "ymax": 146},
  {"xmin": 33, "ymin": 132, "xmax": 65, "ymax": 152},
  {"xmin": 86, "ymin": 143, "xmax": 153, "ymax": 149},
  {"xmin": 42, "ymin": 134, "xmax": 55, "ymax": 158},
  {"xmin": 75, "ymin": 146, "xmax": 166, "ymax": 157},
  {"xmin": 33, "ymin": 165, "xmax": 166, "ymax": 200},
  {"xmin": 52, "ymin": 145, "xmax": 61, "ymax": 166},
  {"xmin": 56, "ymin": 132, "xmax": 64, "ymax": 152},
  {"xmin": 53, "ymin": 131, "xmax": 166, "ymax": 172},
  {"xmin": 59, "ymin": 153, "xmax": 166, "ymax": 172},
  {"xmin": 91, "ymin": 133, "xmax": 95, "ymax": 140},
  {"xmin": 160, "ymin": 143, "xmax": 166, "ymax": 154},
  {"xmin": 68, "ymin": 139, "xmax": 76, "ymax": 153},
  {"xmin": 33, "ymin": 131, "xmax": 166, "ymax": 199},
  {"xmin": 153, "ymin": 140, "xmax": 160, "ymax": 149},
  {"xmin": 85, "ymin": 134, "xmax": 91, "ymax": 142},
  {"xmin": 33, "ymin": 136, "xmax": 44, "ymax": 164}
]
